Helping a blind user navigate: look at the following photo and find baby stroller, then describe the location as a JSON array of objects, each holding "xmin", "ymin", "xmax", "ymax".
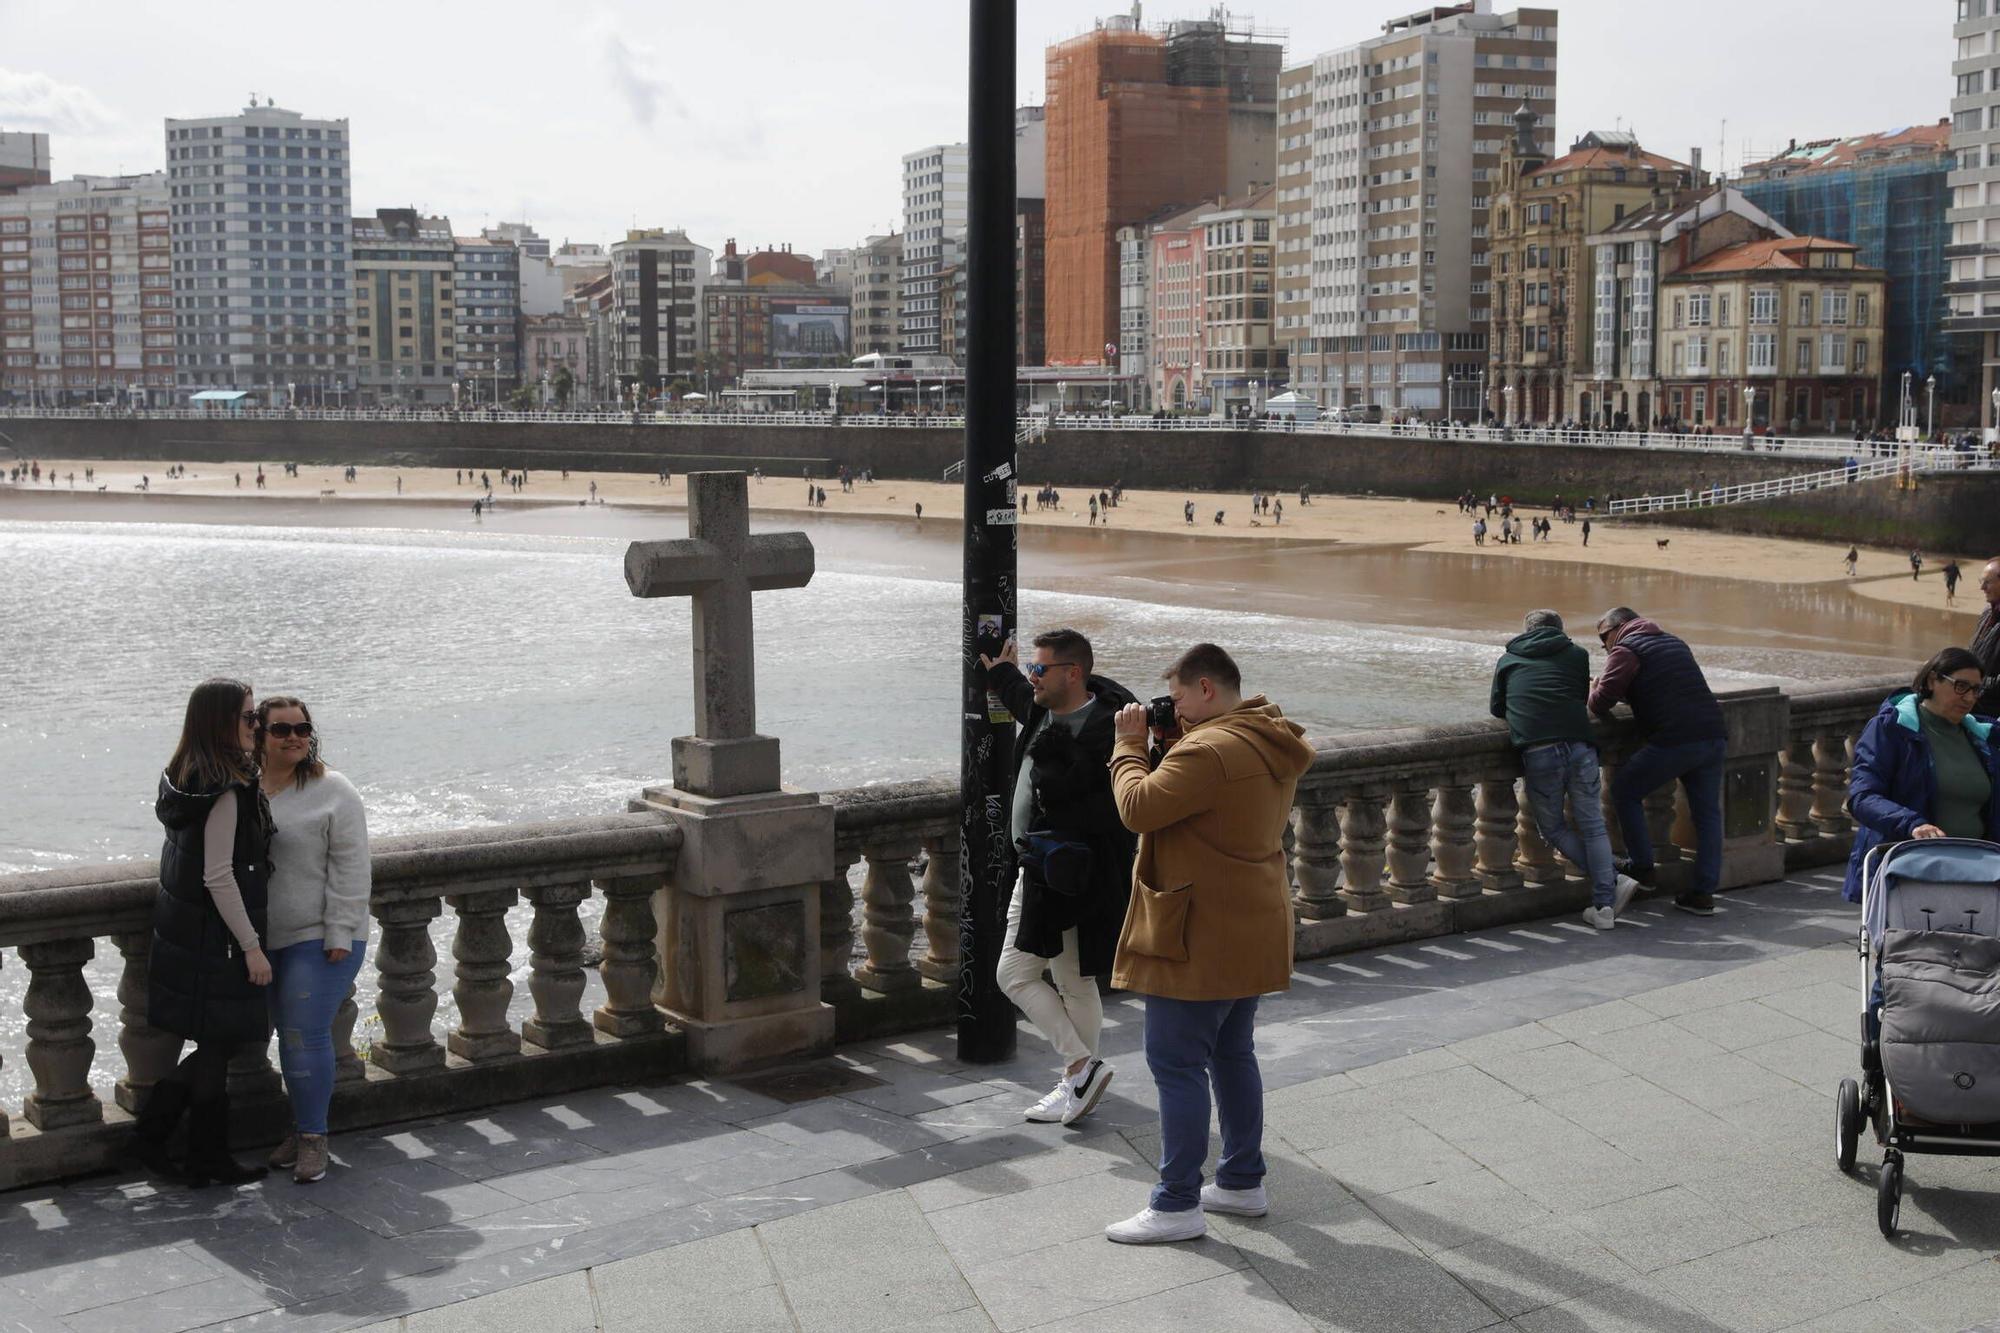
[{"xmin": 1836, "ymin": 838, "xmax": 2000, "ymax": 1237}]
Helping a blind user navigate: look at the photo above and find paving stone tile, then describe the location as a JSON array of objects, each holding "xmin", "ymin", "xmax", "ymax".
[
  {"xmin": 928, "ymin": 1167, "xmax": 1157, "ymax": 1265},
  {"xmin": 1768, "ymin": 1211, "xmax": 1992, "ymax": 1301},
  {"xmin": 1576, "ymin": 1018, "xmax": 1729, "ymax": 1070},
  {"xmin": 1401, "ymin": 1098, "xmax": 1606, "ymax": 1171},
  {"xmin": 1302, "ymin": 1121, "xmax": 1485, "ymax": 1198},
  {"xmin": 1627, "ymin": 967, "xmax": 1809, "ymax": 1020},
  {"xmin": 1535, "ymin": 1072, "xmax": 1707, "ymax": 1139},
  {"xmin": 1367, "ymin": 1168, "xmax": 1560, "ymax": 1256},
  {"xmin": 759, "ymin": 1192, "xmax": 979, "ymax": 1331},
  {"xmin": 59, "ymin": 1273, "xmax": 277, "ymax": 1333},
  {"xmin": 1572, "ymin": 1185, "xmax": 1763, "ymax": 1273},
  {"xmin": 906, "ymin": 1130, "xmax": 1147, "ymax": 1213},
  {"xmin": 1263, "ymin": 1083, "xmax": 1418, "ymax": 1153},
  {"xmin": 308, "ymin": 1157, "xmax": 528, "ymax": 1237},
  {"xmin": 1262, "ymin": 1070, "xmax": 1361, "ymax": 1107},
  {"xmin": 1881, "ymin": 1257, "xmax": 2000, "ymax": 1332},
  {"xmin": 10, "ymin": 1241, "xmax": 223, "ymax": 1317},
  {"xmin": 190, "ymin": 1210, "xmax": 455, "ymax": 1306},
  {"xmin": 1648, "ymin": 1235, "xmax": 1875, "ymax": 1332},
  {"xmin": 1736, "ymin": 1027, "xmax": 1856, "ymax": 1093},
  {"xmin": 1681, "ymin": 1160, "xmax": 1884, "ymax": 1236},
  {"xmin": 1756, "ymin": 980, "xmax": 1858, "ymax": 1035},
  {"xmin": 1774, "ymin": 1299, "xmax": 1927, "ymax": 1332},
  {"xmin": 1507, "ymin": 1275, "xmax": 1727, "ymax": 1333},
  {"xmin": 837, "ymin": 1067, "xmax": 1022, "ymax": 1118},
  {"xmin": 961, "ymin": 1230, "xmax": 1246, "ymax": 1332},
  {"xmin": 1629, "ymin": 1050, "xmax": 1802, "ymax": 1112},
  {"xmin": 516, "ymin": 1093, "xmax": 734, "ymax": 1156},
  {"xmin": 1667, "ymin": 998, "xmax": 1815, "ymax": 1053},
  {"xmin": 1488, "ymin": 1140, "xmax": 1673, "ymax": 1215},
  {"xmin": 1432, "ymin": 1217, "xmax": 1637, "ymax": 1318},
  {"xmin": 640, "ymin": 1077, "xmax": 794, "ymax": 1125},
  {"xmin": 1229, "ymin": 1201, "xmax": 1502, "ymax": 1333},
  {"xmin": 1536, "ymin": 999, "xmax": 1663, "ymax": 1041},
  {"xmin": 1020, "ymin": 1267, "xmax": 1314, "ymax": 1332},
  {"xmin": 1343, "ymin": 1045, "xmax": 1470, "ymax": 1087},
  {"xmin": 743, "ymin": 1096, "xmax": 952, "ymax": 1163},
  {"xmin": 400, "ymin": 1269, "xmax": 596, "ymax": 1333},
  {"xmin": 1465, "ymin": 1042, "xmax": 1629, "ymax": 1101},
  {"xmin": 385, "ymin": 1117, "xmax": 605, "ymax": 1182},
  {"xmin": 1443, "ymin": 1022, "xmax": 1570, "ymax": 1064}
]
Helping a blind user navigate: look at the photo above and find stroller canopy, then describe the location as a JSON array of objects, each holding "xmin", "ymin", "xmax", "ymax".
[{"xmin": 1863, "ymin": 838, "xmax": 2000, "ymax": 948}]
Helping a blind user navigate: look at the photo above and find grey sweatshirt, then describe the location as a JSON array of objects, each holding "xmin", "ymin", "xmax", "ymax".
[{"xmin": 265, "ymin": 769, "xmax": 372, "ymax": 949}]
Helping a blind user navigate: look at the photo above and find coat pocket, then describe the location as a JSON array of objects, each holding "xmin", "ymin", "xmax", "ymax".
[{"xmin": 1125, "ymin": 879, "xmax": 1192, "ymax": 962}]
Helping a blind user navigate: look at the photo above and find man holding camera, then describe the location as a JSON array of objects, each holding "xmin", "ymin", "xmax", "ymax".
[
  {"xmin": 980, "ymin": 630, "xmax": 1138, "ymax": 1126},
  {"xmin": 1102, "ymin": 643, "xmax": 1314, "ymax": 1244}
]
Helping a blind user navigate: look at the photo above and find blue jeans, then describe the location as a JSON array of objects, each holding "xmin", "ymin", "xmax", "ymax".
[
  {"xmin": 1610, "ymin": 737, "xmax": 1728, "ymax": 897},
  {"xmin": 1143, "ymin": 994, "xmax": 1264, "ymax": 1212},
  {"xmin": 1521, "ymin": 741, "xmax": 1618, "ymax": 906},
  {"xmin": 270, "ymin": 939, "xmax": 367, "ymax": 1134}
]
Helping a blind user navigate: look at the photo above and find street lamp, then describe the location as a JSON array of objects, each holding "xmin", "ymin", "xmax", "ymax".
[
  {"xmin": 1502, "ymin": 383, "xmax": 1516, "ymax": 427},
  {"xmin": 1925, "ymin": 374, "xmax": 1936, "ymax": 440},
  {"xmin": 1056, "ymin": 379, "xmax": 1066, "ymax": 417},
  {"xmin": 1743, "ymin": 384, "xmax": 1756, "ymax": 442},
  {"xmin": 1900, "ymin": 370, "xmax": 1913, "ymax": 433},
  {"xmin": 1990, "ymin": 386, "xmax": 1999, "ymax": 442}
]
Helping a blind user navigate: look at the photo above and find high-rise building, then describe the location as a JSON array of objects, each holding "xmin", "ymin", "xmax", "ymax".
[
  {"xmin": 350, "ymin": 209, "xmax": 455, "ymax": 406},
  {"xmin": 1276, "ymin": 3, "xmax": 1556, "ymax": 417},
  {"xmin": 1016, "ymin": 106, "xmax": 1047, "ymax": 202},
  {"xmin": 609, "ymin": 228, "xmax": 711, "ymax": 391},
  {"xmin": 0, "ymin": 172, "xmax": 173, "ymax": 406},
  {"xmin": 816, "ymin": 247, "xmax": 857, "ymax": 295},
  {"xmin": 0, "ymin": 131, "xmax": 52, "ymax": 190},
  {"xmin": 454, "ymin": 234, "xmax": 520, "ymax": 399},
  {"xmin": 165, "ymin": 102, "xmax": 352, "ymax": 401},
  {"xmin": 1949, "ymin": 6, "xmax": 2000, "ymax": 429},
  {"xmin": 1116, "ymin": 219, "xmax": 1153, "ymax": 405},
  {"xmin": 901, "ymin": 143, "xmax": 969, "ymax": 355},
  {"xmin": 851, "ymin": 232, "xmax": 902, "ymax": 357},
  {"xmin": 1017, "ymin": 201, "xmax": 1047, "ymax": 367},
  {"xmin": 1043, "ymin": 9, "xmax": 1283, "ymax": 366},
  {"xmin": 1739, "ymin": 121, "xmax": 1962, "ymax": 419},
  {"xmin": 1487, "ymin": 120, "xmax": 1698, "ymax": 424},
  {"xmin": 484, "ymin": 221, "xmax": 550, "ymax": 260}
]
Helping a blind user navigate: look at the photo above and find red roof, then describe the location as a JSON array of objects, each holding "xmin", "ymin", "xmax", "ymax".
[
  {"xmin": 1671, "ymin": 236, "xmax": 1865, "ymax": 276},
  {"xmin": 1737, "ymin": 121, "xmax": 1952, "ymax": 178},
  {"xmin": 1528, "ymin": 145, "xmax": 1688, "ymax": 181}
]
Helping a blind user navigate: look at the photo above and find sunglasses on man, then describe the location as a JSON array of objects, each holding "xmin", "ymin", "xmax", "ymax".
[{"xmin": 1025, "ymin": 661, "xmax": 1080, "ymax": 679}]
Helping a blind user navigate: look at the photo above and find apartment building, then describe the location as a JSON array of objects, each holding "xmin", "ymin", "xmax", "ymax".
[
  {"xmin": 1947, "ymin": 0, "xmax": 2000, "ymax": 428},
  {"xmin": 850, "ymin": 232, "xmax": 902, "ymax": 358},
  {"xmin": 901, "ymin": 142, "xmax": 968, "ymax": 355},
  {"xmin": 609, "ymin": 228, "xmax": 710, "ymax": 392},
  {"xmin": 1276, "ymin": 3, "xmax": 1556, "ymax": 416},
  {"xmin": 350, "ymin": 208, "xmax": 454, "ymax": 406}
]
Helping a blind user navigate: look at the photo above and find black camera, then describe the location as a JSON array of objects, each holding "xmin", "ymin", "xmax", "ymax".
[{"xmin": 1145, "ymin": 695, "xmax": 1178, "ymax": 733}]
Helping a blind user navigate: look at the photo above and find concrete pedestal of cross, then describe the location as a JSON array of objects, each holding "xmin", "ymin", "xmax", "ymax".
[{"xmin": 625, "ymin": 471, "xmax": 835, "ymax": 1070}]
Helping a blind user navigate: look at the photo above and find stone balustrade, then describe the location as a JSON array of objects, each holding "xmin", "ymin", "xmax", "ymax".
[{"xmin": 0, "ymin": 676, "xmax": 1901, "ymax": 1190}]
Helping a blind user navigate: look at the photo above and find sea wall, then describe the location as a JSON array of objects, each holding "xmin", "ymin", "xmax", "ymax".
[{"xmin": 8, "ymin": 416, "xmax": 1993, "ymax": 548}]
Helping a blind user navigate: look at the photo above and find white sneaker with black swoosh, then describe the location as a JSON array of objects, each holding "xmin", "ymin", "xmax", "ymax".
[{"xmin": 1060, "ymin": 1059, "xmax": 1114, "ymax": 1126}]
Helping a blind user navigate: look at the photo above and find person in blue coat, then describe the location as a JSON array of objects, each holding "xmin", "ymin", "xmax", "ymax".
[{"xmin": 1843, "ymin": 647, "xmax": 2000, "ymax": 903}]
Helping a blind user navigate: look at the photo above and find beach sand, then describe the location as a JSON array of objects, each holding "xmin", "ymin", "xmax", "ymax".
[{"xmin": 11, "ymin": 455, "xmax": 1989, "ymax": 619}]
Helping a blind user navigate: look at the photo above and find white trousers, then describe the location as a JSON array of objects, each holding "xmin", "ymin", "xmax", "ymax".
[{"xmin": 996, "ymin": 872, "xmax": 1103, "ymax": 1068}]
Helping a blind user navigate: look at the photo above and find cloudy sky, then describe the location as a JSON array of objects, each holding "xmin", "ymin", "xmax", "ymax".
[{"xmin": 0, "ymin": 0, "xmax": 1951, "ymax": 258}]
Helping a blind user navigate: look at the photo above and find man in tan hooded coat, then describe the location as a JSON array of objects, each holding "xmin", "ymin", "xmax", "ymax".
[{"xmin": 1102, "ymin": 643, "xmax": 1315, "ymax": 1245}]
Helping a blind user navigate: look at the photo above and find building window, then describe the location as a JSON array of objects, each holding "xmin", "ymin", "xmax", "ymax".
[
  {"xmin": 1797, "ymin": 291, "xmax": 1813, "ymax": 325},
  {"xmin": 1749, "ymin": 288, "xmax": 1776, "ymax": 325},
  {"xmin": 1794, "ymin": 338, "xmax": 1812, "ymax": 373},
  {"xmin": 1749, "ymin": 332, "xmax": 1775, "ymax": 371},
  {"xmin": 1821, "ymin": 290, "xmax": 1849, "ymax": 325}
]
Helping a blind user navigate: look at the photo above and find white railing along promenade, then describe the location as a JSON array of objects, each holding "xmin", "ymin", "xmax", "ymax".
[
  {"xmin": 1605, "ymin": 453, "xmax": 1960, "ymax": 515},
  {"xmin": 4, "ymin": 404, "xmax": 1994, "ymax": 468}
]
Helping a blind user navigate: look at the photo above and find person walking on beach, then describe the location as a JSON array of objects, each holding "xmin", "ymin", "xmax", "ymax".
[
  {"xmin": 132, "ymin": 679, "xmax": 275, "ymax": 1187},
  {"xmin": 1492, "ymin": 612, "xmax": 1640, "ymax": 929},
  {"xmin": 1473, "ymin": 518, "xmax": 1487, "ymax": 546},
  {"xmin": 1581, "ymin": 517, "xmax": 1592, "ymax": 547},
  {"xmin": 1845, "ymin": 547, "xmax": 1859, "ymax": 577},
  {"xmin": 1273, "ymin": 498, "xmax": 1283, "ymax": 526},
  {"xmin": 1103, "ymin": 644, "xmax": 1313, "ymax": 1244},
  {"xmin": 256, "ymin": 697, "xmax": 370, "ymax": 1185},
  {"xmin": 978, "ymin": 630, "xmax": 1136, "ymax": 1128},
  {"xmin": 1589, "ymin": 608, "xmax": 1728, "ymax": 916},
  {"xmin": 1944, "ymin": 560, "xmax": 1962, "ymax": 607},
  {"xmin": 1184, "ymin": 500, "xmax": 1195, "ymax": 526},
  {"xmin": 914, "ymin": 502, "xmax": 923, "ymax": 523},
  {"xmin": 1911, "ymin": 550, "xmax": 1923, "ymax": 582},
  {"xmin": 1089, "ymin": 494, "xmax": 1100, "ymax": 526}
]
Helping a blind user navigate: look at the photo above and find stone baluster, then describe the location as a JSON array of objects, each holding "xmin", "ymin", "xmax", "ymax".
[
  {"xmin": 1337, "ymin": 793, "xmax": 1389, "ymax": 913},
  {"xmin": 1291, "ymin": 798, "xmax": 1346, "ymax": 920},
  {"xmin": 226, "ymin": 1041, "xmax": 283, "ymax": 1103},
  {"xmin": 371, "ymin": 897, "xmax": 445, "ymax": 1073},
  {"xmin": 1514, "ymin": 791, "xmax": 1565, "ymax": 887},
  {"xmin": 1429, "ymin": 784, "xmax": 1479, "ymax": 900},
  {"xmin": 1643, "ymin": 785, "xmax": 1683, "ymax": 868},
  {"xmin": 1280, "ymin": 817, "xmax": 1298, "ymax": 893},
  {"xmin": 523, "ymin": 882, "xmax": 594, "ymax": 1050},
  {"xmin": 820, "ymin": 849, "xmax": 862, "ymax": 1005},
  {"xmin": 447, "ymin": 887, "xmax": 520, "ymax": 1061},
  {"xmin": 854, "ymin": 836, "xmax": 921, "ymax": 993},
  {"xmin": 1474, "ymin": 779, "xmax": 1523, "ymax": 892},
  {"xmin": 1810, "ymin": 732, "xmax": 1853, "ymax": 838},
  {"xmin": 1775, "ymin": 738, "xmax": 1816, "ymax": 841},
  {"xmin": 916, "ymin": 832, "xmax": 962, "ymax": 984},
  {"xmin": 112, "ymin": 931, "xmax": 179, "ymax": 1115},
  {"xmin": 20, "ymin": 939, "xmax": 102, "ymax": 1130},
  {"xmin": 331, "ymin": 982, "xmax": 365, "ymax": 1085},
  {"xmin": 1385, "ymin": 789, "xmax": 1436, "ymax": 905},
  {"xmin": 594, "ymin": 875, "xmax": 666, "ymax": 1037}
]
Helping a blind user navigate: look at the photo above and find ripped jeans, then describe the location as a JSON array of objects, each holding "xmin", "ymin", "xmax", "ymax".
[{"xmin": 269, "ymin": 938, "xmax": 367, "ymax": 1134}]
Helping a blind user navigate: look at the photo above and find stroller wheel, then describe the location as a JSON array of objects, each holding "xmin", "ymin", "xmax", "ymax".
[
  {"xmin": 1835, "ymin": 1078, "xmax": 1861, "ymax": 1173},
  {"xmin": 1877, "ymin": 1154, "xmax": 1903, "ymax": 1238}
]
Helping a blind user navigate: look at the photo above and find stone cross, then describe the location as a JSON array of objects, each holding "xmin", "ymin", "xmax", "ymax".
[{"xmin": 625, "ymin": 470, "xmax": 814, "ymax": 797}]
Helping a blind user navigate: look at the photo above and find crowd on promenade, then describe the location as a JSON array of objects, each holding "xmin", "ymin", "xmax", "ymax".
[{"xmin": 103, "ymin": 513, "xmax": 2000, "ymax": 1247}]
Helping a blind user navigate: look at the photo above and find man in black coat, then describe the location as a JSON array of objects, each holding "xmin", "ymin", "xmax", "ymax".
[{"xmin": 980, "ymin": 628, "xmax": 1136, "ymax": 1126}]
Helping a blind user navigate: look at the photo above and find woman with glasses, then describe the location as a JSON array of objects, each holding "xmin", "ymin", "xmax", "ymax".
[
  {"xmin": 133, "ymin": 678, "xmax": 275, "ymax": 1186},
  {"xmin": 256, "ymin": 696, "xmax": 371, "ymax": 1184},
  {"xmin": 1842, "ymin": 648, "xmax": 2000, "ymax": 903}
]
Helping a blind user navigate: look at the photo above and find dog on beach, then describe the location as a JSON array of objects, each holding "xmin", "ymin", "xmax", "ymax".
[{"xmin": 1655, "ymin": 539, "xmax": 1671, "ymax": 550}]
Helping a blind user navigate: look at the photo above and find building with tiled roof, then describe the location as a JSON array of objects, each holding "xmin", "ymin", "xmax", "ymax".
[
  {"xmin": 1736, "ymin": 121, "xmax": 1952, "ymax": 181},
  {"xmin": 1487, "ymin": 114, "xmax": 1703, "ymax": 426}
]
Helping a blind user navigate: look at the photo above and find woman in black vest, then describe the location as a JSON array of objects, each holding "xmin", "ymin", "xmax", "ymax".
[{"xmin": 130, "ymin": 678, "xmax": 275, "ymax": 1186}]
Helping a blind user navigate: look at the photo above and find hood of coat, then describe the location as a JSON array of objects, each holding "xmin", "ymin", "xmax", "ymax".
[
  {"xmin": 1885, "ymin": 689, "xmax": 1995, "ymax": 747},
  {"xmin": 155, "ymin": 769, "xmax": 232, "ymax": 832},
  {"xmin": 1612, "ymin": 616, "xmax": 1665, "ymax": 643},
  {"xmin": 1186, "ymin": 695, "xmax": 1315, "ymax": 781},
  {"xmin": 1503, "ymin": 625, "xmax": 1578, "ymax": 660}
]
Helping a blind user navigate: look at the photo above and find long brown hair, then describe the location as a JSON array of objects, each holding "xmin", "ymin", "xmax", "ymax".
[
  {"xmin": 166, "ymin": 678, "xmax": 257, "ymax": 791},
  {"xmin": 256, "ymin": 695, "xmax": 327, "ymax": 790}
]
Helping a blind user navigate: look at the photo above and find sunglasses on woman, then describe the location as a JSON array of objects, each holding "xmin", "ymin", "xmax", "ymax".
[{"xmin": 264, "ymin": 721, "xmax": 314, "ymax": 739}]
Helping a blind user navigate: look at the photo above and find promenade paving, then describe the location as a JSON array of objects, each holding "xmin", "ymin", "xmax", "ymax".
[{"xmin": 7, "ymin": 869, "xmax": 2000, "ymax": 1332}]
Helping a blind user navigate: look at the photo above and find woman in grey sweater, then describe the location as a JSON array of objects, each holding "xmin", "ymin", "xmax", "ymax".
[{"xmin": 257, "ymin": 696, "xmax": 371, "ymax": 1183}]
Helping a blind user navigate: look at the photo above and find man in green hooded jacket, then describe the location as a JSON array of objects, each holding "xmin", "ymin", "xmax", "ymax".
[{"xmin": 1491, "ymin": 609, "xmax": 1639, "ymax": 929}]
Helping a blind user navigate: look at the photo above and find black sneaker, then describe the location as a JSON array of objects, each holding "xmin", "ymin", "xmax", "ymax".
[
  {"xmin": 1614, "ymin": 858, "xmax": 1657, "ymax": 889},
  {"xmin": 1674, "ymin": 892, "xmax": 1716, "ymax": 916}
]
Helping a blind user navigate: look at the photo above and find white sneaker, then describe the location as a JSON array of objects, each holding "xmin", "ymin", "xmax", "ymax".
[
  {"xmin": 1612, "ymin": 873, "xmax": 1641, "ymax": 918},
  {"xmin": 1060, "ymin": 1060, "xmax": 1113, "ymax": 1126},
  {"xmin": 1583, "ymin": 905, "xmax": 1615, "ymax": 930},
  {"xmin": 1024, "ymin": 1080, "xmax": 1070, "ymax": 1123},
  {"xmin": 1200, "ymin": 1182, "xmax": 1268, "ymax": 1217},
  {"xmin": 1105, "ymin": 1206, "xmax": 1207, "ymax": 1244}
]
